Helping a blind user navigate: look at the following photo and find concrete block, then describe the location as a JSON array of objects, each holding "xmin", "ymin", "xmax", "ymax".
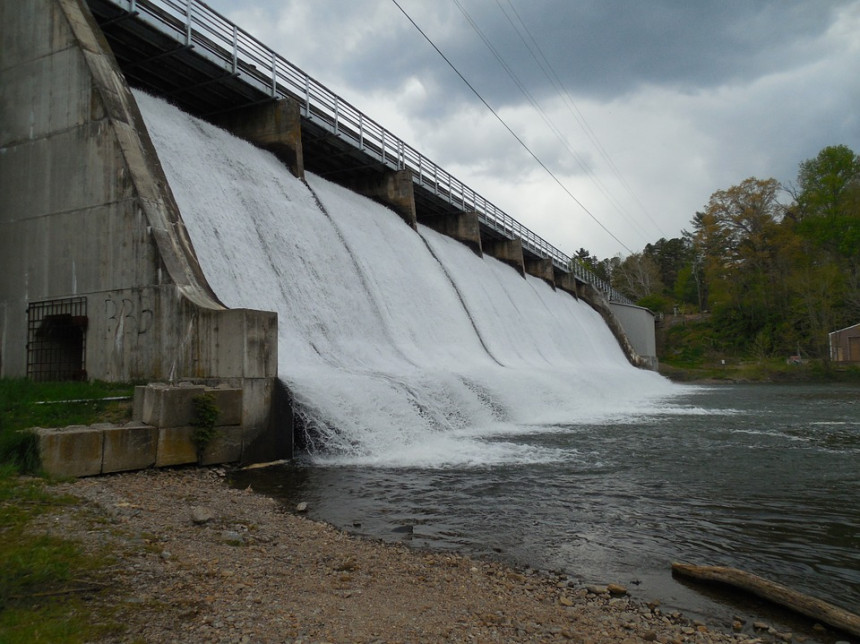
[
  {"xmin": 139, "ymin": 384, "xmax": 207, "ymax": 427},
  {"xmin": 553, "ymin": 268, "xmax": 579, "ymax": 298},
  {"xmin": 102, "ymin": 423, "xmax": 157, "ymax": 474},
  {"xmin": 483, "ymin": 237, "xmax": 525, "ymax": 277},
  {"xmin": 349, "ymin": 170, "xmax": 417, "ymax": 229},
  {"xmin": 155, "ymin": 425, "xmax": 242, "ymax": 467},
  {"xmin": 155, "ymin": 425, "xmax": 197, "ymax": 467},
  {"xmin": 199, "ymin": 426, "xmax": 243, "ymax": 466},
  {"xmin": 240, "ymin": 377, "xmax": 288, "ymax": 463},
  {"xmin": 209, "ymin": 99, "xmax": 304, "ymax": 178},
  {"xmin": 420, "ymin": 211, "xmax": 482, "ymax": 256},
  {"xmin": 36, "ymin": 425, "xmax": 103, "ymax": 478},
  {"xmin": 525, "ymin": 257, "xmax": 555, "ymax": 286},
  {"xmin": 207, "ymin": 387, "xmax": 243, "ymax": 426}
]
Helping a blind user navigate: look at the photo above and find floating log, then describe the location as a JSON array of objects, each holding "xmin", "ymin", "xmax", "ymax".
[{"xmin": 671, "ymin": 562, "xmax": 860, "ymax": 638}]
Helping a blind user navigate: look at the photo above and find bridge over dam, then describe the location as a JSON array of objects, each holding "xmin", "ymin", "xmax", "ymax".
[{"xmin": 0, "ymin": 0, "xmax": 662, "ymax": 475}]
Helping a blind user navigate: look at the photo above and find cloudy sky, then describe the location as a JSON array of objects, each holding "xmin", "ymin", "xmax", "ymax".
[{"xmin": 203, "ymin": 0, "xmax": 860, "ymax": 259}]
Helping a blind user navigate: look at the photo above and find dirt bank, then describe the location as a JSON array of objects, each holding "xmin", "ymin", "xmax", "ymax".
[{"xmin": 42, "ymin": 467, "xmax": 812, "ymax": 643}]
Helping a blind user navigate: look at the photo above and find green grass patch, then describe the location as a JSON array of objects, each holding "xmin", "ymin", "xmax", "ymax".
[
  {"xmin": 0, "ymin": 467, "xmax": 123, "ymax": 642},
  {"xmin": 0, "ymin": 379, "xmax": 135, "ymax": 473}
]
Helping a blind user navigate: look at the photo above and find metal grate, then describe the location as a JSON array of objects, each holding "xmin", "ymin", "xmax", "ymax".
[{"xmin": 26, "ymin": 297, "xmax": 88, "ymax": 381}]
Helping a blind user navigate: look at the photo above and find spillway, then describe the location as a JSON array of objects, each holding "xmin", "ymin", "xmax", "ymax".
[{"xmin": 136, "ymin": 91, "xmax": 676, "ymax": 467}]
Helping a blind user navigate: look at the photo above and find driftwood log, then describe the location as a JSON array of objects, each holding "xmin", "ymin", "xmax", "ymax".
[{"xmin": 671, "ymin": 562, "xmax": 860, "ymax": 638}]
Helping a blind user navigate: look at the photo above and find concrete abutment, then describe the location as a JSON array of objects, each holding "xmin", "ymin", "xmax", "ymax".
[
  {"xmin": 210, "ymin": 99, "xmax": 305, "ymax": 179},
  {"xmin": 420, "ymin": 211, "xmax": 483, "ymax": 256},
  {"xmin": 482, "ymin": 238, "xmax": 526, "ymax": 277},
  {"xmin": 347, "ymin": 169, "xmax": 419, "ymax": 229},
  {"xmin": 1, "ymin": 0, "xmax": 288, "ymax": 472}
]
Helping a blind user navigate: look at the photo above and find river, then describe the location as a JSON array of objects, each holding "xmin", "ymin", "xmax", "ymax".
[{"xmin": 232, "ymin": 383, "xmax": 859, "ymax": 639}]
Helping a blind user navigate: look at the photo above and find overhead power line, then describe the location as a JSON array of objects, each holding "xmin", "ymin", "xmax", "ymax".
[
  {"xmin": 496, "ymin": 0, "xmax": 667, "ymax": 240},
  {"xmin": 389, "ymin": 0, "xmax": 634, "ymax": 254},
  {"xmin": 453, "ymin": 0, "xmax": 653, "ymax": 244}
]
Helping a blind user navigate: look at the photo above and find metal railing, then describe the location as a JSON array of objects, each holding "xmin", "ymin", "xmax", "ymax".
[{"xmin": 103, "ymin": 0, "xmax": 632, "ymax": 304}]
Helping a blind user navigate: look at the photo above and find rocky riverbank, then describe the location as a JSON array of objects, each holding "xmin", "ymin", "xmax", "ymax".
[{"xmin": 41, "ymin": 467, "xmax": 825, "ymax": 643}]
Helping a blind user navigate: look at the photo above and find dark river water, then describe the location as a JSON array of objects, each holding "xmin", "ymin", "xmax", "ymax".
[{"xmin": 231, "ymin": 383, "xmax": 859, "ymax": 640}]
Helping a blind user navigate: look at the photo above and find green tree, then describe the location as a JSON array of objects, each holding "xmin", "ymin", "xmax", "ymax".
[
  {"xmin": 793, "ymin": 144, "xmax": 860, "ymax": 221},
  {"xmin": 688, "ymin": 177, "xmax": 788, "ymax": 353},
  {"xmin": 611, "ymin": 252, "xmax": 664, "ymax": 301}
]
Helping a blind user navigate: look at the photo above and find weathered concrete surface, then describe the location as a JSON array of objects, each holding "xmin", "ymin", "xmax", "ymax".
[
  {"xmin": 348, "ymin": 169, "xmax": 418, "ymax": 229},
  {"xmin": 420, "ymin": 211, "xmax": 483, "ymax": 256},
  {"xmin": 211, "ymin": 99, "xmax": 304, "ymax": 179},
  {"xmin": 483, "ymin": 238, "xmax": 526, "ymax": 277},
  {"xmin": 553, "ymin": 269, "xmax": 579, "ymax": 298},
  {"xmin": 1, "ymin": 0, "xmax": 286, "ymax": 462},
  {"xmin": 101, "ymin": 423, "xmax": 158, "ymax": 473},
  {"xmin": 579, "ymin": 284, "xmax": 655, "ymax": 370},
  {"xmin": 525, "ymin": 258, "xmax": 555, "ymax": 287},
  {"xmin": 35, "ymin": 425, "xmax": 104, "ymax": 478},
  {"xmin": 608, "ymin": 302, "xmax": 658, "ymax": 370}
]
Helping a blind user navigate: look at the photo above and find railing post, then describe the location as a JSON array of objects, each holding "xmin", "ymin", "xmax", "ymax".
[
  {"xmin": 271, "ymin": 51, "xmax": 277, "ymax": 97},
  {"xmin": 185, "ymin": 0, "xmax": 192, "ymax": 46},
  {"xmin": 334, "ymin": 96, "xmax": 339, "ymax": 135},
  {"xmin": 359, "ymin": 114, "xmax": 364, "ymax": 150},
  {"xmin": 304, "ymin": 77, "xmax": 310, "ymax": 116},
  {"xmin": 381, "ymin": 130, "xmax": 386, "ymax": 165},
  {"xmin": 231, "ymin": 25, "xmax": 238, "ymax": 74}
]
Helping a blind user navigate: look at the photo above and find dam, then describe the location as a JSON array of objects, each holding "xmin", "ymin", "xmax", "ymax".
[{"xmin": 0, "ymin": 0, "xmax": 664, "ymax": 470}]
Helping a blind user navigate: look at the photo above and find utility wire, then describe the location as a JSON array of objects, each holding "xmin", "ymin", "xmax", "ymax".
[
  {"xmin": 497, "ymin": 0, "xmax": 667, "ymax": 239},
  {"xmin": 389, "ymin": 0, "xmax": 634, "ymax": 254},
  {"xmin": 453, "ymin": 0, "xmax": 652, "ymax": 245}
]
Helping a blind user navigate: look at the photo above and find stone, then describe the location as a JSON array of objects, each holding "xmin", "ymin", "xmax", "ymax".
[
  {"xmin": 586, "ymin": 585, "xmax": 608, "ymax": 595},
  {"xmin": 607, "ymin": 584, "xmax": 628, "ymax": 596},
  {"xmin": 296, "ymin": 502, "xmax": 308, "ymax": 512},
  {"xmin": 559, "ymin": 596, "xmax": 573, "ymax": 606},
  {"xmin": 191, "ymin": 506, "xmax": 215, "ymax": 524}
]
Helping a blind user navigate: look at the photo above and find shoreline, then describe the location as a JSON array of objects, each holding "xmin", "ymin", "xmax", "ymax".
[{"xmin": 37, "ymin": 466, "xmax": 840, "ymax": 643}]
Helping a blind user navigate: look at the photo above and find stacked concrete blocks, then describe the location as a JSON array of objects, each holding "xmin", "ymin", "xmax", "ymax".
[{"xmin": 35, "ymin": 382, "xmax": 246, "ymax": 478}]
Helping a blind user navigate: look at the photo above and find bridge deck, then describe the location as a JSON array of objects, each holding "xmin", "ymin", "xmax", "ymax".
[{"xmin": 85, "ymin": 0, "xmax": 629, "ymax": 302}]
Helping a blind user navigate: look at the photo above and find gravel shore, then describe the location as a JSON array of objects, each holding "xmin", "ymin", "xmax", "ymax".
[{"xmin": 42, "ymin": 467, "xmax": 820, "ymax": 643}]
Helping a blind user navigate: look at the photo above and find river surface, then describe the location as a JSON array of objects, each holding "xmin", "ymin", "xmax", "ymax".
[{"xmin": 232, "ymin": 383, "xmax": 859, "ymax": 637}]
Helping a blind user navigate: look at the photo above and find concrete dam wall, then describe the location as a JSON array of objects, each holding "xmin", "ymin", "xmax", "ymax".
[{"xmin": 1, "ymin": 0, "xmax": 666, "ymax": 468}]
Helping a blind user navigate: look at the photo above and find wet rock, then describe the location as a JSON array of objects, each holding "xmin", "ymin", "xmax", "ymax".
[
  {"xmin": 586, "ymin": 585, "xmax": 609, "ymax": 595},
  {"xmin": 607, "ymin": 584, "xmax": 628, "ymax": 596},
  {"xmin": 295, "ymin": 502, "xmax": 308, "ymax": 512}
]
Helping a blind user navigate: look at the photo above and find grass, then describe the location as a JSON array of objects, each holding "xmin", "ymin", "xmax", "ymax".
[
  {"xmin": 0, "ymin": 379, "xmax": 138, "ymax": 642},
  {"xmin": 0, "ymin": 465, "xmax": 124, "ymax": 643},
  {"xmin": 0, "ymin": 379, "xmax": 135, "ymax": 474},
  {"xmin": 659, "ymin": 357, "xmax": 860, "ymax": 383}
]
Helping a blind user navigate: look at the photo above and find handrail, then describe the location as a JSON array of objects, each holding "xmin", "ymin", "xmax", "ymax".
[{"xmin": 101, "ymin": 0, "xmax": 632, "ymax": 304}]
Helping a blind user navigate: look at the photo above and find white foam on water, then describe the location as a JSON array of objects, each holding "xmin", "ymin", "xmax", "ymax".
[{"xmin": 136, "ymin": 91, "xmax": 680, "ymax": 468}]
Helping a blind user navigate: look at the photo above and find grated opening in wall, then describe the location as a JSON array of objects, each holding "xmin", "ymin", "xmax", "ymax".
[{"xmin": 26, "ymin": 297, "xmax": 88, "ymax": 382}]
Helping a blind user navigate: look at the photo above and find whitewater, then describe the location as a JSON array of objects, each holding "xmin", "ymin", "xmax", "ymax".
[{"xmin": 135, "ymin": 91, "xmax": 678, "ymax": 467}]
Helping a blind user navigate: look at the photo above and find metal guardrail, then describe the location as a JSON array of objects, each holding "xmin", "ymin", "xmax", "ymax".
[{"xmin": 104, "ymin": 0, "xmax": 632, "ymax": 304}]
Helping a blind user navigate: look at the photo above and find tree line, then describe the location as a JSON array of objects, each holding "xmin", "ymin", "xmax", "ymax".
[{"xmin": 572, "ymin": 145, "xmax": 860, "ymax": 362}]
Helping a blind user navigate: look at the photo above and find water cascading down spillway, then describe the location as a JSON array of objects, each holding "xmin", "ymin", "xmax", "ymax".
[{"xmin": 136, "ymin": 91, "xmax": 675, "ymax": 468}]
